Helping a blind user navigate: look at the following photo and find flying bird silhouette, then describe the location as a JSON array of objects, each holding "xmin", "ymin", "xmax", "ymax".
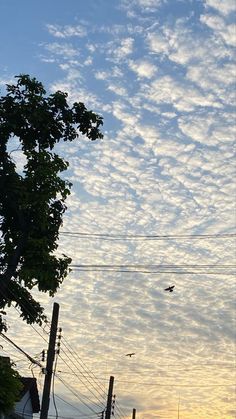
[
  {"xmin": 164, "ymin": 285, "xmax": 175, "ymax": 292},
  {"xmin": 125, "ymin": 353, "xmax": 135, "ymax": 357}
]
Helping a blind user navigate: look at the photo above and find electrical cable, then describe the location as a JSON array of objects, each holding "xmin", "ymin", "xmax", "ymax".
[
  {"xmin": 54, "ymin": 393, "xmax": 96, "ymax": 416},
  {"xmin": 55, "ymin": 373, "xmax": 102, "ymax": 415},
  {"xmin": 113, "ymin": 379, "xmax": 235, "ymax": 387},
  {"xmin": 60, "ymin": 231, "xmax": 236, "ymax": 240},
  {"xmin": 22, "ymin": 379, "xmax": 35, "ymax": 418},
  {"xmin": 114, "ymin": 395, "xmax": 128, "ymax": 418},
  {"xmin": 70, "ymin": 266, "xmax": 235, "ymax": 275},
  {"xmin": 114, "ymin": 400, "xmax": 127, "ymax": 419},
  {"xmin": 0, "ymin": 285, "xmax": 49, "ymax": 347},
  {"xmin": 0, "ymin": 333, "xmax": 43, "ymax": 368},
  {"xmin": 70, "ymin": 264, "xmax": 235, "ymax": 268},
  {"xmin": 58, "ymin": 351, "xmax": 106, "ymax": 410},
  {"xmin": 6, "ymin": 293, "xmax": 107, "ymax": 412},
  {"xmin": 61, "ymin": 336, "xmax": 106, "ymax": 398},
  {"xmin": 14, "ymin": 412, "xmax": 100, "ymax": 419},
  {"xmin": 52, "ymin": 350, "xmax": 59, "ymax": 419}
]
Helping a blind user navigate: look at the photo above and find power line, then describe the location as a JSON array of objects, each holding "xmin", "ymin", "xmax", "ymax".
[
  {"xmin": 52, "ymin": 351, "xmax": 59, "ymax": 419},
  {"xmin": 71, "ymin": 264, "xmax": 235, "ymax": 268},
  {"xmin": 0, "ymin": 293, "xmax": 105, "ymax": 416},
  {"xmin": 15, "ymin": 411, "xmax": 99, "ymax": 419},
  {"xmin": 0, "ymin": 333, "xmax": 42, "ymax": 368},
  {"xmin": 55, "ymin": 373, "xmax": 102, "ymax": 415},
  {"xmin": 60, "ymin": 231, "xmax": 236, "ymax": 240},
  {"xmin": 57, "ymin": 352, "xmax": 105, "ymax": 410},
  {"xmin": 57, "ymin": 362, "xmax": 236, "ymax": 376},
  {"xmin": 70, "ymin": 265, "xmax": 235, "ymax": 275},
  {"xmin": 0, "ymin": 285, "xmax": 49, "ymax": 346},
  {"xmin": 113, "ymin": 379, "xmax": 235, "ymax": 387},
  {"xmin": 114, "ymin": 398, "xmax": 127, "ymax": 419},
  {"xmin": 54, "ymin": 393, "xmax": 95, "ymax": 416},
  {"xmin": 60, "ymin": 336, "xmax": 106, "ymax": 398},
  {"xmin": 59, "ymin": 339, "xmax": 104, "ymax": 404}
]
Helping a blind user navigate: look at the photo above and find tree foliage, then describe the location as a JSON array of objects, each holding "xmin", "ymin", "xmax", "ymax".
[
  {"xmin": 0, "ymin": 357, "xmax": 23, "ymax": 414},
  {"xmin": 0, "ymin": 75, "xmax": 103, "ymax": 331}
]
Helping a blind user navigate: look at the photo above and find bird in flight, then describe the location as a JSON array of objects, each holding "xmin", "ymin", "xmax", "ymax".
[
  {"xmin": 164, "ymin": 285, "xmax": 175, "ymax": 292},
  {"xmin": 125, "ymin": 353, "xmax": 135, "ymax": 357}
]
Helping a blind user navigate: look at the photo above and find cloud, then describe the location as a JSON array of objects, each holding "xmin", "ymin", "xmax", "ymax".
[
  {"xmin": 116, "ymin": 37, "xmax": 134, "ymax": 59},
  {"xmin": 0, "ymin": 76, "xmax": 14, "ymax": 87},
  {"xmin": 141, "ymin": 75, "xmax": 222, "ymax": 112},
  {"xmin": 147, "ymin": 32, "xmax": 169, "ymax": 54},
  {"xmin": 6, "ymin": 2, "xmax": 235, "ymax": 417},
  {"xmin": 200, "ymin": 13, "xmax": 236, "ymax": 46},
  {"xmin": 47, "ymin": 23, "xmax": 87, "ymax": 38},
  {"xmin": 204, "ymin": 0, "xmax": 236, "ymax": 16},
  {"xmin": 44, "ymin": 42, "xmax": 79, "ymax": 58},
  {"xmin": 128, "ymin": 59, "xmax": 157, "ymax": 78},
  {"xmin": 121, "ymin": 0, "xmax": 164, "ymax": 15},
  {"xmin": 107, "ymin": 83, "xmax": 128, "ymax": 96}
]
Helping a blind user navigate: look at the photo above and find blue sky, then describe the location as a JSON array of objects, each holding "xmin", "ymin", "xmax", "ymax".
[{"xmin": 0, "ymin": 1, "xmax": 236, "ymax": 418}]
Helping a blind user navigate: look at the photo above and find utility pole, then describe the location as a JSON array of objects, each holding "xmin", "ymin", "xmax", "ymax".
[
  {"xmin": 132, "ymin": 408, "xmax": 136, "ymax": 419},
  {"xmin": 105, "ymin": 376, "xmax": 114, "ymax": 419},
  {"xmin": 40, "ymin": 302, "xmax": 59, "ymax": 419}
]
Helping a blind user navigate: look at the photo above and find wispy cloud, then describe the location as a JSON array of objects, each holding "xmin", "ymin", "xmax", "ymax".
[
  {"xmin": 204, "ymin": 0, "xmax": 236, "ymax": 16},
  {"xmin": 46, "ymin": 23, "xmax": 87, "ymax": 38},
  {"xmin": 1, "ymin": 0, "xmax": 235, "ymax": 417},
  {"xmin": 128, "ymin": 59, "xmax": 157, "ymax": 78},
  {"xmin": 44, "ymin": 42, "xmax": 79, "ymax": 58}
]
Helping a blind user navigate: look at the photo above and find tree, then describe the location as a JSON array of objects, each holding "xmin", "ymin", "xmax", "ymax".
[
  {"xmin": 0, "ymin": 357, "xmax": 23, "ymax": 414},
  {"xmin": 0, "ymin": 74, "xmax": 103, "ymax": 331}
]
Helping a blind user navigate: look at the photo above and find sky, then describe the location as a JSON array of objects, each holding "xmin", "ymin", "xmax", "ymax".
[{"xmin": 0, "ymin": 0, "xmax": 236, "ymax": 418}]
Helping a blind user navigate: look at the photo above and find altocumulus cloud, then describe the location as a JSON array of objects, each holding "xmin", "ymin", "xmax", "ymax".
[{"xmin": 1, "ymin": 0, "xmax": 235, "ymax": 418}]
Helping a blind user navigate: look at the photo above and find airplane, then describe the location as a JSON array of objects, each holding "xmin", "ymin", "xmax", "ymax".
[
  {"xmin": 164, "ymin": 285, "xmax": 175, "ymax": 292},
  {"xmin": 125, "ymin": 353, "xmax": 135, "ymax": 357}
]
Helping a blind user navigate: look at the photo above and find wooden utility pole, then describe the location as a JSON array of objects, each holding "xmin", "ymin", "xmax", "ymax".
[
  {"xmin": 105, "ymin": 376, "xmax": 114, "ymax": 419},
  {"xmin": 132, "ymin": 408, "xmax": 136, "ymax": 419},
  {"xmin": 40, "ymin": 302, "xmax": 59, "ymax": 419}
]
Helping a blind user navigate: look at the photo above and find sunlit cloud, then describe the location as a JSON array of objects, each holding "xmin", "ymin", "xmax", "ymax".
[
  {"xmin": 0, "ymin": 0, "xmax": 235, "ymax": 417},
  {"xmin": 204, "ymin": 0, "xmax": 236, "ymax": 16},
  {"xmin": 128, "ymin": 59, "xmax": 157, "ymax": 78}
]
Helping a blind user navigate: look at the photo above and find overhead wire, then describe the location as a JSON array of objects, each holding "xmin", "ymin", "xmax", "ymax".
[
  {"xmin": 0, "ymin": 333, "xmax": 43, "ymax": 368},
  {"xmin": 70, "ymin": 265, "xmax": 235, "ymax": 275},
  {"xmin": 60, "ymin": 336, "xmax": 107, "ymax": 398},
  {"xmin": 1, "ymin": 286, "xmax": 108, "ymax": 416},
  {"xmin": 54, "ymin": 393, "xmax": 99, "ymax": 417},
  {"xmin": 60, "ymin": 231, "xmax": 236, "ymax": 240},
  {"xmin": 0, "ymin": 285, "xmax": 49, "ymax": 346},
  {"xmin": 1, "ymin": 241, "xmax": 235, "ymax": 418},
  {"xmin": 70, "ymin": 264, "xmax": 235, "ymax": 268},
  {"xmin": 57, "ymin": 350, "xmax": 106, "ymax": 410},
  {"xmin": 57, "ymin": 362, "xmax": 235, "ymax": 376},
  {"xmin": 114, "ymin": 398, "xmax": 127, "ymax": 419},
  {"xmin": 55, "ymin": 373, "xmax": 102, "ymax": 415},
  {"xmin": 3, "ymin": 289, "xmax": 106, "ymax": 414},
  {"xmin": 0, "ymin": 288, "xmax": 88, "ymax": 418},
  {"xmin": 14, "ymin": 412, "xmax": 100, "ymax": 419},
  {"xmin": 54, "ymin": 394, "xmax": 88, "ymax": 415},
  {"xmin": 4, "ymin": 264, "xmax": 235, "ymax": 276},
  {"xmin": 52, "ymin": 350, "xmax": 59, "ymax": 419},
  {"xmin": 113, "ymin": 379, "xmax": 235, "ymax": 387}
]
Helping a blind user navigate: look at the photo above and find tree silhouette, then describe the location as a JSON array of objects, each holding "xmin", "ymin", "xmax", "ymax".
[
  {"xmin": 0, "ymin": 74, "xmax": 103, "ymax": 331},
  {"xmin": 0, "ymin": 357, "xmax": 23, "ymax": 414}
]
